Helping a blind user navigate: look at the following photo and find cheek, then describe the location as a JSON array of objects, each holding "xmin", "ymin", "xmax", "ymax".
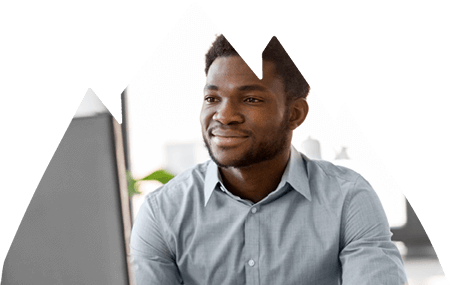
[
  {"xmin": 252, "ymin": 109, "xmax": 283, "ymax": 128},
  {"xmin": 200, "ymin": 108, "xmax": 212, "ymax": 129}
]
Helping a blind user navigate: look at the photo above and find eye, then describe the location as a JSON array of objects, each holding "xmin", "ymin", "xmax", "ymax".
[
  {"xmin": 204, "ymin": 96, "xmax": 218, "ymax": 103},
  {"xmin": 244, "ymin": 97, "xmax": 262, "ymax": 103}
]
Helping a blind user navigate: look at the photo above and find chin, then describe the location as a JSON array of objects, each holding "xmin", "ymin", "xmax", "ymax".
[
  {"xmin": 212, "ymin": 149, "xmax": 244, "ymax": 166},
  {"xmin": 204, "ymin": 143, "xmax": 244, "ymax": 168}
]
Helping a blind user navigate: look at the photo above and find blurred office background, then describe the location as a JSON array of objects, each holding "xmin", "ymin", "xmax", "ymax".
[{"xmin": 121, "ymin": 11, "xmax": 449, "ymax": 285}]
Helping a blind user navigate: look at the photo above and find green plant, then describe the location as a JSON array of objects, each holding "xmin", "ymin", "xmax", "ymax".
[{"xmin": 127, "ymin": 169, "xmax": 174, "ymax": 196}]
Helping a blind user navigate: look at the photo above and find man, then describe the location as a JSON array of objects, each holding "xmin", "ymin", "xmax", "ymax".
[{"xmin": 130, "ymin": 35, "xmax": 408, "ymax": 284}]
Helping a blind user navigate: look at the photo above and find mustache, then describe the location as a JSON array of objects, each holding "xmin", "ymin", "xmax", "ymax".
[{"xmin": 207, "ymin": 126, "xmax": 252, "ymax": 137}]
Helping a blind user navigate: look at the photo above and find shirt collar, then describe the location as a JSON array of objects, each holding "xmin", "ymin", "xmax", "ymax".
[
  {"xmin": 204, "ymin": 160, "xmax": 221, "ymax": 206},
  {"xmin": 203, "ymin": 145, "xmax": 311, "ymax": 207},
  {"xmin": 280, "ymin": 145, "xmax": 312, "ymax": 201}
]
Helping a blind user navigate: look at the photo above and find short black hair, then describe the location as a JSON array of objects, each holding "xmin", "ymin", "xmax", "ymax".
[
  {"xmin": 205, "ymin": 34, "xmax": 310, "ymax": 103},
  {"xmin": 204, "ymin": 34, "xmax": 238, "ymax": 75}
]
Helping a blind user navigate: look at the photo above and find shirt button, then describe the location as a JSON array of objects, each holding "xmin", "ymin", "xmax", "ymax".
[
  {"xmin": 248, "ymin": 259, "xmax": 255, "ymax": 267},
  {"xmin": 251, "ymin": 207, "xmax": 257, "ymax": 214}
]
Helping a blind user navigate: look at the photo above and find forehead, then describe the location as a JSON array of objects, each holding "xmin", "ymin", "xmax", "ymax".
[{"xmin": 206, "ymin": 56, "xmax": 285, "ymax": 95}]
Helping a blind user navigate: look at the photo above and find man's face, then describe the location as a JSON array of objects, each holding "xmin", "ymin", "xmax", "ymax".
[{"xmin": 200, "ymin": 56, "xmax": 292, "ymax": 168}]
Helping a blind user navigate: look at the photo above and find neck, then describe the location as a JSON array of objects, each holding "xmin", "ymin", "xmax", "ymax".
[{"xmin": 219, "ymin": 146, "xmax": 291, "ymax": 203}]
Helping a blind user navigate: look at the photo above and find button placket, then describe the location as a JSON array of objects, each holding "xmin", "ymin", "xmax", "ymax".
[{"xmin": 244, "ymin": 205, "xmax": 260, "ymax": 284}]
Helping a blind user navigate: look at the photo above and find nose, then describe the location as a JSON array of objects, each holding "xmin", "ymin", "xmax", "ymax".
[{"xmin": 212, "ymin": 99, "xmax": 244, "ymax": 125}]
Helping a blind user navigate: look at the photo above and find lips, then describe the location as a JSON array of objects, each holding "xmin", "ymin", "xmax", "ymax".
[
  {"xmin": 211, "ymin": 129, "xmax": 249, "ymax": 138},
  {"xmin": 210, "ymin": 128, "xmax": 250, "ymax": 147}
]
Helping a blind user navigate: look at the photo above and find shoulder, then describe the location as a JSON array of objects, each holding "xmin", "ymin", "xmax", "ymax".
[
  {"xmin": 142, "ymin": 161, "xmax": 211, "ymax": 223},
  {"xmin": 301, "ymin": 155, "xmax": 373, "ymax": 201},
  {"xmin": 301, "ymin": 155, "xmax": 387, "ymax": 230},
  {"xmin": 306, "ymin": 156, "xmax": 360, "ymax": 182}
]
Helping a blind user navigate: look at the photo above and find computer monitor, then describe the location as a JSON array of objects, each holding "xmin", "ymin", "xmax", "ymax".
[{"xmin": 2, "ymin": 93, "xmax": 134, "ymax": 285}]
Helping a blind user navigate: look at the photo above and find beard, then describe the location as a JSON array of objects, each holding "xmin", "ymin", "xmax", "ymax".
[{"xmin": 203, "ymin": 110, "xmax": 291, "ymax": 169}]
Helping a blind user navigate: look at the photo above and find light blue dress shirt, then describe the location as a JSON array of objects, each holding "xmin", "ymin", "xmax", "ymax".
[{"xmin": 130, "ymin": 146, "xmax": 408, "ymax": 284}]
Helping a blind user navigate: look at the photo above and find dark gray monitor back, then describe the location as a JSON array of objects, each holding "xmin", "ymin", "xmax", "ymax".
[{"xmin": 2, "ymin": 114, "xmax": 132, "ymax": 285}]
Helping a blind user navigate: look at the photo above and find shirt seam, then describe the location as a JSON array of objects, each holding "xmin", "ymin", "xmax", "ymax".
[
  {"xmin": 339, "ymin": 174, "xmax": 362, "ymax": 250},
  {"xmin": 313, "ymin": 160, "xmax": 359, "ymax": 183}
]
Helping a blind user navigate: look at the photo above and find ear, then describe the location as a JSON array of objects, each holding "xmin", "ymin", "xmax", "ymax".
[{"xmin": 288, "ymin": 97, "xmax": 308, "ymax": 130}]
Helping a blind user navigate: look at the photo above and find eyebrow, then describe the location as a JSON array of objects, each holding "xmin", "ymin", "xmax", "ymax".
[
  {"xmin": 204, "ymin": 84, "xmax": 269, "ymax": 92},
  {"xmin": 204, "ymin": 84, "xmax": 219, "ymax": 91}
]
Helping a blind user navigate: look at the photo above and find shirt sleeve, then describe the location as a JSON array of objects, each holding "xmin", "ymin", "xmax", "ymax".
[
  {"xmin": 339, "ymin": 175, "xmax": 408, "ymax": 285},
  {"xmin": 130, "ymin": 193, "xmax": 183, "ymax": 285}
]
